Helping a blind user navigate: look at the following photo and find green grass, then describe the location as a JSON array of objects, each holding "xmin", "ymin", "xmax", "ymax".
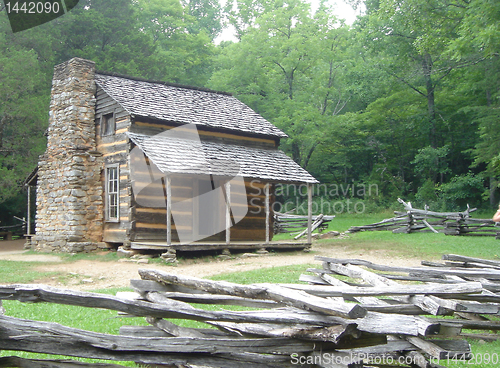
[
  {"xmin": 210, "ymin": 263, "xmax": 315, "ymax": 284},
  {"xmin": 325, "ymin": 230, "xmax": 500, "ymax": 260},
  {"xmin": 21, "ymin": 249, "xmax": 123, "ymax": 263},
  {"xmin": 274, "ymin": 211, "xmax": 500, "ymax": 261},
  {"xmin": 1, "ymin": 287, "xmax": 145, "ymax": 366},
  {"xmin": 0, "ymin": 260, "xmax": 61, "ymax": 283}
]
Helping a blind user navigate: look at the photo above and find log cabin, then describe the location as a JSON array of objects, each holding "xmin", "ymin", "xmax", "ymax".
[{"xmin": 31, "ymin": 57, "xmax": 318, "ymax": 253}]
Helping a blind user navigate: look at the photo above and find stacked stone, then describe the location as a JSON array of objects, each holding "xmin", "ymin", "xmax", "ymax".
[{"xmin": 34, "ymin": 58, "xmax": 104, "ymax": 253}]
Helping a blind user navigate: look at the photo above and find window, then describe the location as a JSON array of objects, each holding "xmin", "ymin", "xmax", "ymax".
[
  {"xmin": 101, "ymin": 113, "xmax": 115, "ymax": 136},
  {"xmin": 106, "ymin": 166, "xmax": 119, "ymax": 221}
]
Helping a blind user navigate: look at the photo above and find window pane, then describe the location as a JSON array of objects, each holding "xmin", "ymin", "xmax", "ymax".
[{"xmin": 106, "ymin": 167, "xmax": 119, "ymax": 220}]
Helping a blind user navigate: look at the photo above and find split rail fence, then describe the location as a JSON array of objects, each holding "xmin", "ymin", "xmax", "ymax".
[
  {"xmin": 348, "ymin": 198, "xmax": 499, "ymax": 237},
  {"xmin": 1, "ymin": 254, "xmax": 500, "ymax": 367},
  {"xmin": 274, "ymin": 212, "xmax": 334, "ymax": 238}
]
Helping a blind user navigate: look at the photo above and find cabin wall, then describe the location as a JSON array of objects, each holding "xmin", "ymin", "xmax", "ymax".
[
  {"xmin": 230, "ymin": 180, "xmax": 274, "ymax": 241},
  {"xmin": 95, "ymin": 86, "xmax": 132, "ymax": 244},
  {"xmin": 127, "ymin": 120, "xmax": 276, "ymax": 244},
  {"xmin": 129, "ymin": 175, "xmax": 273, "ymax": 243},
  {"xmin": 130, "ymin": 120, "xmax": 278, "ymax": 149},
  {"xmin": 131, "ymin": 174, "xmax": 196, "ymax": 242}
]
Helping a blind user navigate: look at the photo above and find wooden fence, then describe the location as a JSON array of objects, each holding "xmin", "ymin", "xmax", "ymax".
[
  {"xmin": 1, "ymin": 254, "xmax": 500, "ymax": 367},
  {"xmin": 274, "ymin": 212, "xmax": 334, "ymax": 238},
  {"xmin": 348, "ymin": 198, "xmax": 499, "ymax": 237}
]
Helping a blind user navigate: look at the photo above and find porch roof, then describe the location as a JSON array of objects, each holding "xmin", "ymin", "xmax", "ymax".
[{"xmin": 128, "ymin": 132, "xmax": 318, "ymax": 184}]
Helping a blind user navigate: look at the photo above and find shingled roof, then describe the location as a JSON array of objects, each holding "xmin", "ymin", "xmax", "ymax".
[
  {"xmin": 95, "ymin": 73, "xmax": 287, "ymax": 138},
  {"xmin": 128, "ymin": 132, "xmax": 318, "ymax": 184}
]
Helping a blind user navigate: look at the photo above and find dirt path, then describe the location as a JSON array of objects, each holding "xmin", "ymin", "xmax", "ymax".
[{"xmin": 0, "ymin": 239, "xmax": 424, "ymax": 291}]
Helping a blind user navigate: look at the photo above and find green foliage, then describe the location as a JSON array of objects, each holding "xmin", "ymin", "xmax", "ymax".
[
  {"xmin": 415, "ymin": 178, "xmax": 439, "ymax": 208},
  {"xmin": 412, "ymin": 145, "xmax": 450, "ymax": 183},
  {"xmin": 438, "ymin": 172, "xmax": 485, "ymax": 210}
]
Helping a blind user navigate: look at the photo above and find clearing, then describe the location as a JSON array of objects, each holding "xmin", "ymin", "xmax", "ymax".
[{"xmin": 0, "ymin": 238, "xmax": 424, "ymax": 291}]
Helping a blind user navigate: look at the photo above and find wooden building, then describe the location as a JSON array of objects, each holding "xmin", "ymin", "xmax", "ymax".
[{"xmin": 32, "ymin": 58, "xmax": 318, "ymax": 253}]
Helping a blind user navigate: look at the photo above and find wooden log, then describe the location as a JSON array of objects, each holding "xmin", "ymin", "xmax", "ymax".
[
  {"xmin": 138, "ymin": 269, "xmax": 367, "ymax": 319},
  {"xmin": 443, "ymin": 254, "xmax": 500, "ymax": 268},
  {"xmin": 207, "ymin": 321, "xmax": 362, "ymax": 344},
  {"xmin": 352, "ymin": 296, "xmax": 423, "ymax": 315},
  {"xmin": 146, "ymin": 317, "xmax": 229, "ymax": 338},
  {"xmin": 274, "ymin": 280, "xmax": 483, "ymax": 298},
  {"xmin": 225, "ymin": 180, "xmax": 231, "ymax": 245},
  {"xmin": 151, "ymin": 291, "xmax": 284, "ymax": 308},
  {"xmin": 119, "ymin": 325, "xmax": 171, "ymax": 338},
  {"xmin": 294, "ymin": 214, "xmax": 324, "ymax": 240},
  {"xmin": 427, "ymin": 318, "xmax": 500, "ymax": 331},
  {"xmin": 0, "ymin": 284, "xmax": 346, "ymax": 326},
  {"xmin": 422, "ymin": 219, "xmax": 439, "ymax": 233},
  {"xmin": 460, "ymin": 333, "xmax": 500, "ymax": 342},
  {"xmin": 321, "ymin": 263, "xmax": 484, "ymax": 315},
  {"xmin": 397, "ymin": 198, "xmax": 477, "ymax": 217},
  {"xmin": 317, "ymin": 256, "xmax": 500, "ymax": 280},
  {"xmin": 0, "ymin": 314, "xmax": 331, "ymax": 357},
  {"xmin": 165, "ymin": 175, "xmax": 171, "ymax": 246},
  {"xmin": 406, "ymin": 336, "xmax": 471, "ymax": 360},
  {"xmin": 0, "ymin": 357, "xmax": 130, "ymax": 368},
  {"xmin": 137, "ymin": 275, "xmax": 439, "ymax": 336},
  {"xmin": 318, "ymin": 271, "xmax": 423, "ymax": 315},
  {"xmin": 265, "ymin": 183, "xmax": 270, "ymax": 244},
  {"xmin": 307, "ymin": 183, "xmax": 312, "ymax": 244}
]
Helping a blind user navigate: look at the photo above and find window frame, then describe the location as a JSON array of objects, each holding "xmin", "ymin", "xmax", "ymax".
[
  {"xmin": 101, "ymin": 112, "xmax": 116, "ymax": 137},
  {"xmin": 105, "ymin": 164, "xmax": 120, "ymax": 223}
]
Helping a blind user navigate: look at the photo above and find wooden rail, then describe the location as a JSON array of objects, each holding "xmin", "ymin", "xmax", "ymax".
[
  {"xmin": 348, "ymin": 198, "xmax": 499, "ymax": 237},
  {"xmin": 2, "ymin": 254, "xmax": 500, "ymax": 367},
  {"xmin": 273, "ymin": 212, "xmax": 334, "ymax": 237}
]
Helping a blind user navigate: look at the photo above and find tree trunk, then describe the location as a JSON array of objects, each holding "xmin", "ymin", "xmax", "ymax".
[
  {"xmin": 490, "ymin": 177, "xmax": 497, "ymax": 207},
  {"xmin": 291, "ymin": 140, "xmax": 301, "ymax": 165},
  {"xmin": 422, "ymin": 53, "xmax": 436, "ymax": 148}
]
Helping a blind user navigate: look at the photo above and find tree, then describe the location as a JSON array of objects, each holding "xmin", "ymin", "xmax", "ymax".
[
  {"xmin": 0, "ymin": 19, "xmax": 48, "ymax": 222},
  {"xmin": 363, "ymin": 0, "xmax": 473, "ymax": 148},
  {"xmin": 183, "ymin": 0, "xmax": 223, "ymax": 40},
  {"xmin": 211, "ymin": 0, "xmax": 352, "ymax": 171},
  {"xmin": 134, "ymin": 0, "xmax": 217, "ymax": 85}
]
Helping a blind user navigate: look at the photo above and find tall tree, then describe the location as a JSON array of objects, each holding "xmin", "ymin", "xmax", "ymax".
[
  {"xmin": 135, "ymin": 0, "xmax": 217, "ymax": 85},
  {"xmin": 0, "ymin": 18, "xmax": 48, "ymax": 222},
  {"xmin": 363, "ymin": 0, "xmax": 471, "ymax": 148},
  {"xmin": 211, "ymin": 0, "xmax": 351, "ymax": 171},
  {"xmin": 183, "ymin": 0, "xmax": 223, "ymax": 40}
]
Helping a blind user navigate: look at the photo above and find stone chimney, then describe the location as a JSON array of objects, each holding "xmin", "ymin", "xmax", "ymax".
[{"xmin": 34, "ymin": 58, "xmax": 104, "ymax": 252}]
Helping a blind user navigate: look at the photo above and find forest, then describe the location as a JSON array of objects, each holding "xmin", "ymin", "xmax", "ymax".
[{"xmin": 0, "ymin": 0, "xmax": 499, "ymax": 225}]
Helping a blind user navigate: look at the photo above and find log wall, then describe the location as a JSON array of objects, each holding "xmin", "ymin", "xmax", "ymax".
[
  {"xmin": 95, "ymin": 86, "xmax": 133, "ymax": 244},
  {"xmin": 130, "ymin": 120, "xmax": 278, "ymax": 150},
  {"xmin": 129, "ymin": 176, "xmax": 274, "ymax": 243}
]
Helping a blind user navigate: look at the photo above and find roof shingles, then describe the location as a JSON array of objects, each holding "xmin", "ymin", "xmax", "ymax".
[
  {"xmin": 128, "ymin": 132, "xmax": 318, "ymax": 184},
  {"xmin": 95, "ymin": 74, "xmax": 287, "ymax": 138}
]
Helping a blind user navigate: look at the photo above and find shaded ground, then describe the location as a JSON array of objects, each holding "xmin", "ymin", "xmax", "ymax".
[
  {"xmin": 0, "ymin": 239, "xmax": 26, "ymax": 253},
  {"xmin": 0, "ymin": 238, "xmax": 425, "ymax": 291}
]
